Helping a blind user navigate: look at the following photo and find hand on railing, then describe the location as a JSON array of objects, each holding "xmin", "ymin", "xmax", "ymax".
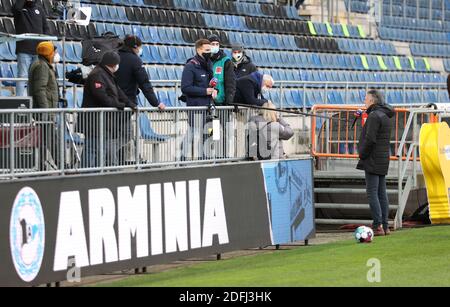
[{"xmin": 158, "ymin": 103, "xmax": 166, "ymax": 110}]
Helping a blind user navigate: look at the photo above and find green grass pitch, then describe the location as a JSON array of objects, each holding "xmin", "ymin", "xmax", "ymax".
[{"xmin": 95, "ymin": 226, "xmax": 450, "ymax": 287}]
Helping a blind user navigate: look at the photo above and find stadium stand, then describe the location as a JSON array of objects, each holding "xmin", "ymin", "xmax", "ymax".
[{"xmin": 0, "ymin": 0, "xmax": 449, "ymax": 108}]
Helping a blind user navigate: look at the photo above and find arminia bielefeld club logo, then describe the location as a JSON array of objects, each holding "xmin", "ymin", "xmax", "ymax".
[{"xmin": 10, "ymin": 187, "xmax": 45, "ymax": 282}]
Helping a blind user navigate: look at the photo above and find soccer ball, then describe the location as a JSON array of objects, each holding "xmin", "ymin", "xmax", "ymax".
[{"xmin": 354, "ymin": 226, "xmax": 374, "ymax": 243}]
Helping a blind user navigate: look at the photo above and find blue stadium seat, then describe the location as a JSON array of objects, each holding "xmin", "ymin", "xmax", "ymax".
[
  {"xmin": 159, "ymin": 65, "xmax": 171, "ymax": 80},
  {"xmin": 63, "ymin": 42, "xmax": 79, "ymax": 63},
  {"xmin": 0, "ymin": 62, "xmax": 15, "ymax": 86},
  {"xmin": 165, "ymin": 66, "xmax": 176, "ymax": 80},
  {"xmin": 150, "ymin": 45, "xmax": 163, "ymax": 64},
  {"xmin": 163, "ymin": 27, "xmax": 175, "ymax": 44},
  {"xmin": 167, "ymin": 90, "xmax": 177, "ymax": 107},
  {"xmin": 138, "ymin": 114, "xmax": 169, "ymax": 141},
  {"xmin": 0, "ymin": 42, "xmax": 15, "ymax": 61}
]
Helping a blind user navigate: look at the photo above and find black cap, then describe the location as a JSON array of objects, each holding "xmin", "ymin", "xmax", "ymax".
[
  {"xmin": 124, "ymin": 35, "xmax": 142, "ymax": 49},
  {"xmin": 208, "ymin": 34, "xmax": 220, "ymax": 43},
  {"xmin": 231, "ymin": 45, "xmax": 244, "ymax": 52},
  {"xmin": 100, "ymin": 51, "xmax": 120, "ymax": 66}
]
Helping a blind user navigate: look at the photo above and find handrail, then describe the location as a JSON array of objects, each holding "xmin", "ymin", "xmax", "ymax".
[
  {"xmin": 396, "ymin": 108, "xmax": 442, "ymax": 157},
  {"xmin": 310, "ymin": 104, "xmax": 412, "ymax": 160},
  {"xmin": 0, "ymin": 78, "xmax": 447, "ymax": 87}
]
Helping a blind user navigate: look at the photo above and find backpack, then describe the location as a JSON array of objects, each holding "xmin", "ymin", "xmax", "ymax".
[
  {"xmin": 406, "ymin": 203, "xmax": 431, "ymax": 224},
  {"xmin": 81, "ymin": 32, "xmax": 123, "ymax": 66},
  {"xmin": 247, "ymin": 121, "xmax": 271, "ymax": 160}
]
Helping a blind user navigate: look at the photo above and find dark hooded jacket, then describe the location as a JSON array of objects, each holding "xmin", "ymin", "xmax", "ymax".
[
  {"xmin": 233, "ymin": 54, "xmax": 257, "ymax": 79},
  {"xmin": 357, "ymin": 103, "xmax": 395, "ymax": 175},
  {"xmin": 116, "ymin": 46, "xmax": 160, "ymax": 107},
  {"xmin": 234, "ymin": 72, "xmax": 268, "ymax": 106}
]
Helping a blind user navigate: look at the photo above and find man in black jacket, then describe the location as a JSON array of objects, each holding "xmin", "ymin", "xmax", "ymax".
[
  {"xmin": 357, "ymin": 89, "xmax": 395, "ymax": 236},
  {"xmin": 81, "ymin": 51, "xmax": 136, "ymax": 168},
  {"xmin": 115, "ymin": 35, "xmax": 165, "ymax": 164},
  {"xmin": 231, "ymin": 45, "xmax": 257, "ymax": 79},
  {"xmin": 13, "ymin": 0, "xmax": 49, "ymax": 96},
  {"xmin": 116, "ymin": 35, "xmax": 165, "ymax": 110},
  {"xmin": 234, "ymin": 72, "xmax": 274, "ymax": 106}
]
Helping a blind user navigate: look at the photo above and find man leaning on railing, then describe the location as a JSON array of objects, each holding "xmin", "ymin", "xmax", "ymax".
[{"xmin": 80, "ymin": 51, "xmax": 137, "ymax": 168}]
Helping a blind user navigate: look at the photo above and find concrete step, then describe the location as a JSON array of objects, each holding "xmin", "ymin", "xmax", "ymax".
[
  {"xmin": 314, "ymin": 188, "xmax": 398, "ymax": 194},
  {"xmin": 316, "ymin": 218, "xmax": 394, "ymax": 225},
  {"xmin": 315, "ymin": 203, "xmax": 399, "ymax": 210}
]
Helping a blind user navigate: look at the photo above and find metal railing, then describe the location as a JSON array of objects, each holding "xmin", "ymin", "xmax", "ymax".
[
  {"xmin": 310, "ymin": 103, "xmax": 441, "ymax": 228},
  {"xmin": 310, "ymin": 104, "xmax": 431, "ymax": 161},
  {"xmin": 394, "ymin": 107, "xmax": 442, "ymax": 228},
  {"xmin": 1, "ymin": 78, "xmax": 447, "ymax": 110},
  {"xmin": 381, "ymin": 0, "xmax": 448, "ymax": 22},
  {"xmin": 0, "ymin": 106, "xmax": 262, "ymax": 179}
]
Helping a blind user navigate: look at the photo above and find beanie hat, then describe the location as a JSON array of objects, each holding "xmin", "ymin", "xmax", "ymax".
[
  {"xmin": 207, "ymin": 34, "xmax": 220, "ymax": 43},
  {"xmin": 124, "ymin": 35, "xmax": 142, "ymax": 49},
  {"xmin": 36, "ymin": 41, "xmax": 55, "ymax": 62},
  {"xmin": 100, "ymin": 51, "xmax": 120, "ymax": 66},
  {"xmin": 231, "ymin": 45, "xmax": 244, "ymax": 52}
]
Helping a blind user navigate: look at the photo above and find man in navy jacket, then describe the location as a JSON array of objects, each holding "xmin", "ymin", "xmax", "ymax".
[
  {"xmin": 181, "ymin": 39, "xmax": 216, "ymax": 106},
  {"xmin": 234, "ymin": 72, "xmax": 274, "ymax": 106}
]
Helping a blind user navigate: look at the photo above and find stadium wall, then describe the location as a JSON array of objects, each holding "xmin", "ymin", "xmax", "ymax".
[{"xmin": 0, "ymin": 158, "xmax": 314, "ymax": 286}]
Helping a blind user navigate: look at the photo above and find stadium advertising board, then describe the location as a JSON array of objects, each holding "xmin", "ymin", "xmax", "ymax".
[
  {"xmin": 0, "ymin": 159, "xmax": 314, "ymax": 286},
  {"xmin": 262, "ymin": 160, "xmax": 315, "ymax": 244}
]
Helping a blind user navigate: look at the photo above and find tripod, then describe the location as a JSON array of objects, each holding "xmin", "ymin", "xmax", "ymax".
[{"xmin": 54, "ymin": 0, "xmax": 83, "ymax": 167}]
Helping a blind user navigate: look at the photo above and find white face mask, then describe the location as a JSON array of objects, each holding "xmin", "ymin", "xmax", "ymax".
[
  {"xmin": 261, "ymin": 86, "xmax": 269, "ymax": 95},
  {"xmin": 111, "ymin": 64, "xmax": 119, "ymax": 73},
  {"xmin": 53, "ymin": 53, "xmax": 61, "ymax": 63},
  {"xmin": 233, "ymin": 53, "xmax": 243, "ymax": 62},
  {"xmin": 211, "ymin": 46, "xmax": 220, "ymax": 55}
]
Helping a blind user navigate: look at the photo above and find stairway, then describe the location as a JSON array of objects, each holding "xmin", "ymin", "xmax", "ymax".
[{"xmin": 314, "ymin": 171, "xmax": 401, "ymax": 228}]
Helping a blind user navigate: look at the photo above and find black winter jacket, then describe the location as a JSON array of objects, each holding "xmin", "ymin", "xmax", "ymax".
[
  {"xmin": 116, "ymin": 47, "xmax": 160, "ymax": 107},
  {"xmin": 81, "ymin": 65, "xmax": 136, "ymax": 138},
  {"xmin": 357, "ymin": 103, "xmax": 395, "ymax": 175},
  {"xmin": 13, "ymin": 0, "xmax": 49, "ymax": 55},
  {"xmin": 234, "ymin": 72, "xmax": 268, "ymax": 106},
  {"xmin": 211, "ymin": 50, "xmax": 236, "ymax": 105},
  {"xmin": 82, "ymin": 65, "xmax": 135, "ymax": 109},
  {"xmin": 233, "ymin": 55, "xmax": 257, "ymax": 79}
]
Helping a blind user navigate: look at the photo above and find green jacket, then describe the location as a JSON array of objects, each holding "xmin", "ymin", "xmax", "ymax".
[{"xmin": 28, "ymin": 56, "xmax": 59, "ymax": 108}]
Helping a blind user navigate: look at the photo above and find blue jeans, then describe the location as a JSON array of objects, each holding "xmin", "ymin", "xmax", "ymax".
[
  {"xmin": 365, "ymin": 171, "xmax": 390, "ymax": 229},
  {"xmin": 82, "ymin": 137, "xmax": 119, "ymax": 168},
  {"xmin": 17, "ymin": 53, "xmax": 38, "ymax": 97}
]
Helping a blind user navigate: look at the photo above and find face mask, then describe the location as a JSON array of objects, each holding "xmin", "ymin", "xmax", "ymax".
[
  {"xmin": 138, "ymin": 48, "xmax": 143, "ymax": 57},
  {"xmin": 261, "ymin": 86, "xmax": 269, "ymax": 95},
  {"xmin": 53, "ymin": 53, "xmax": 61, "ymax": 63},
  {"xmin": 202, "ymin": 52, "xmax": 211, "ymax": 60},
  {"xmin": 211, "ymin": 46, "xmax": 220, "ymax": 55},
  {"xmin": 111, "ymin": 64, "xmax": 119, "ymax": 73},
  {"xmin": 233, "ymin": 53, "xmax": 243, "ymax": 62}
]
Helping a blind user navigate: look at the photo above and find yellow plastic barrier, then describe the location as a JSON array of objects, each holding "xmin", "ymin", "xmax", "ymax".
[{"xmin": 419, "ymin": 122, "xmax": 450, "ymax": 224}]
